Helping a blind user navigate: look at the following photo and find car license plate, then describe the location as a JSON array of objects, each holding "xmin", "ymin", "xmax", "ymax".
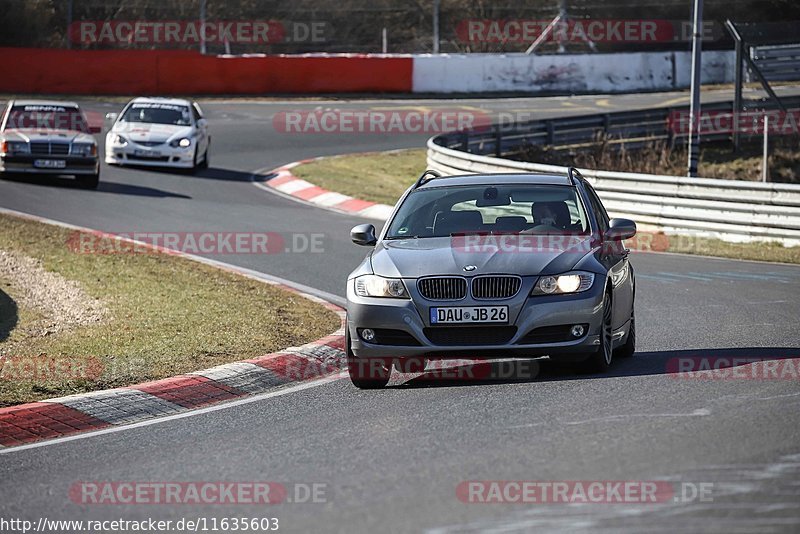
[
  {"xmin": 134, "ymin": 149, "xmax": 161, "ymax": 158},
  {"xmin": 430, "ymin": 306, "xmax": 509, "ymax": 324},
  {"xmin": 33, "ymin": 159, "xmax": 66, "ymax": 169}
]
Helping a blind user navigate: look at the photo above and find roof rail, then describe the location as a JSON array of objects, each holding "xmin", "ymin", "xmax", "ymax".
[
  {"xmin": 413, "ymin": 169, "xmax": 443, "ymax": 189},
  {"xmin": 567, "ymin": 167, "xmax": 583, "ymax": 185}
]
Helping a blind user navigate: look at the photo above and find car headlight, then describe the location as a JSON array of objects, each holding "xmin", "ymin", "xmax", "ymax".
[
  {"xmin": 2, "ymin": 141, "xmax": 30, "ymax": 155},
  {"xmin": 72, "ymin": 143, "xmax": 97, "ymax": 157},
  {"xmin": 532, "ymin": 272, "xmax": 595, "ymax": 295},
  {"xmin": 355, "ymin": 275, "xmax": 409, "ymax": 298},
  {"xmin": 112, "ymin": 135, "xmax": 128, "ymax": 146},
  {"xmin": 169, "ymin": 138, "xmax": 192, "ymax": 148}
]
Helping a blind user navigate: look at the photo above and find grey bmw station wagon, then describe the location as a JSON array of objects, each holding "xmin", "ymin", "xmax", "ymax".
[{"xmin": 345, "ymin": 169, "xmax": 637, "ymax": 389}]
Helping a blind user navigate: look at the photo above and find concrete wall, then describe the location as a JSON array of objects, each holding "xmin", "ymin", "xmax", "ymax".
[{"xmin": 413, "ymin": 51, "xmax": 735, "ymax": 94}]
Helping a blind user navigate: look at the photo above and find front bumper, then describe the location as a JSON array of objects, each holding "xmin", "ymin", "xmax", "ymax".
[
  {"xmin": 346, "ymin": 276, "xmax": 606, "ymax": 361},
  {"xmin": 105, "ymin": 142, "xmax": 195, "ymax": 168},
  {"xmin": 0, "ymin": 155, "xmax": 99, "ymax": 175}
]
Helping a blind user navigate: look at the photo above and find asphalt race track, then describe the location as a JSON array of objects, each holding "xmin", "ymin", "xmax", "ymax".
[{"xmin": 1, "ymin": 90, "xmax": 799, "ymax": 533}]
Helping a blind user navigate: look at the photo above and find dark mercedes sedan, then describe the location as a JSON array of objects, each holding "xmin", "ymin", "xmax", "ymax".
[{"xmin": 345, "ymin": 169, "xmax": 637, "ymax": 388}]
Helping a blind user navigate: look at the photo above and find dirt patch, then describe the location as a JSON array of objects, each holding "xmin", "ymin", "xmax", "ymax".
[{"xmin": 0, "ymin": 249, "xmax": 108, "ymax": 343}]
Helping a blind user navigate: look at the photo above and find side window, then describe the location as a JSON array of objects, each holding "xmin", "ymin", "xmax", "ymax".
[{"xmin": 585, "ymin": 185, "xmax": 609, "ymax": 233}]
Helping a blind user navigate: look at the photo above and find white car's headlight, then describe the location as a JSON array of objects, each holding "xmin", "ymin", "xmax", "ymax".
[
  {"xmin": 71, "ymin": 143, "xmax": 97, "ymax": 157},
  {"xmin": 169, "ymin": 137, "xmax": 192, "ymax": 148},
  {"xmin": 355, "ymin": 275, "xmax": 409, "ymax": 298},
  {"xmin": 532, "ymin": 272, "xmax": 595, "ymax": 295}
]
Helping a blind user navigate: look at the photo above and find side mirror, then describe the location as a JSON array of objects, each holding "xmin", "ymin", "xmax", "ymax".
[
  {"xmin": 351, "ymin": 224, "xmax": 377, "ymax": 246},
  {"xmin": 197, "ymin": 118, "xmax": 208, "ymax": 128},
  {"xmin": 605, "ymin": 218, "xmax": 637, "ymax": 241}
]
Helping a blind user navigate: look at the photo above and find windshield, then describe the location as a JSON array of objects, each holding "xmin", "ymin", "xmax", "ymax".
[
  {"xmin": 120, "ymin": 103, "xmax": 192, "ymax": 126},
  {"xmin": 5, "ymin": 105, "xmax": 89, "ymax": 133},
  {"xmin": 386, "ymin": 184, "xmax": 590, "ymax": 239}
]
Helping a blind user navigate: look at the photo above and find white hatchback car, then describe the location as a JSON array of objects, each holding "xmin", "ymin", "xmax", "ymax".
[{"xmin": 105, "ymin": 97, "xmax": 210, "ymax": 171}]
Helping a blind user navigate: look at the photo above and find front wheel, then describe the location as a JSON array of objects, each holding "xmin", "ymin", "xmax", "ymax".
[
  {"xmin": 199, "ymin": 142, "xmax": 209, "ymax": 169},
  {"xmin": 78, "ymin": 172, "xmax": 100, "ymax": 190},
  {"xmin": 615, "ymin": 309, "xmax": 635, "ymax": 358},
  {"xmin": 346, "ymin": 327, "xmax": 390, "ymax": 389},
  {"xmin": 578, "ymin": 290, "xmax": 614, "ymax": 374}
]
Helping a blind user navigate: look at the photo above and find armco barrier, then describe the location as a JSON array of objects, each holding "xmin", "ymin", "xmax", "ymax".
[
  {"xmin": 0, "ymin": 48, "xmax": 413, "ymax": 95},
  {"xmin": 427, "ymin": 138, "xmax": 800, "ymax": 246}
]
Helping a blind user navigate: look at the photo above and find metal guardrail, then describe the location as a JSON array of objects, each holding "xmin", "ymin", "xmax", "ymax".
[
  {"xmin": 752, "ymin": 45, "xmax": 800, "ymax": 82},
  {"xmin": 435, "ymin": 96, "xmax": 800, "ymax": 159},
  {"xmin": 428, "ymin": 99, "xmax": 800, "ymax": 246}
]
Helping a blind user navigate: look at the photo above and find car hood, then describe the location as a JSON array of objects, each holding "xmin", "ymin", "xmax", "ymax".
[
  {"xmin": 370, "ymin": 235, "xmax": 596, "ymax": 278},
  {"xmin": 111, "ymin": 123, "xmax": 192, "ymax": 144},
  {"xmin": 2, "ymin": 129, "xmax": 96, "ymax": 144}
]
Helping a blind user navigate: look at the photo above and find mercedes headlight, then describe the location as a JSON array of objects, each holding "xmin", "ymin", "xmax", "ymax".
[
  {"xmin": 170, "ymin": 137, "xmax": 192, "ymax": 148},
  {"xmin": 4, "ymin": 141, "xmax": 30, "ymax": 154},
  {"xmin": 355, "ymin": 275, "xmax": 409, "ymax": 298},
  {"xmin": 532, "ymin": 272, "xmax": 595, "ymax": 295},
  {"xmin": 72, "ymin": 143, "xmax": 97, "ymax": 157}
]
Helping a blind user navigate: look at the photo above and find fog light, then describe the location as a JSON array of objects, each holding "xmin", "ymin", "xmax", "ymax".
[
  {"xmin": 570, "ymin": 325, "xmax": 585, "ymax": 338},
  {"xmin": 360, "ymin": 329, "xmax": 376, "ymax": 342}
]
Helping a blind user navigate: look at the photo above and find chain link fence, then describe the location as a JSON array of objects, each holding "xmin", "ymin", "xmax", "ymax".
[{"xmin": 1, "ymin": 0, "xmax": 798, "ymax": 54}]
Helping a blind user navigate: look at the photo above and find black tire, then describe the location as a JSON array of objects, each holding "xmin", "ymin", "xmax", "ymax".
[
  {"xmin": 615, "ymin": 308, "xmax": 636, "ymax": 358},
  {"xmin": 188, "ymin": 147, "xmax": 199, "ymax": 174},
  {"xmin": 199, "ymin": 142, "xmax": 209, "ymax": 169},
  {"xmin": 578, "ymin": 289, "xmax": 614, "ymax": 374},
  {"xmin": 346, "ymin": 327, "xmax": 390, "ymax": 389},
  {"xmin": 78, "ymin": 172, "xmax": 100, "ymax": 190}
]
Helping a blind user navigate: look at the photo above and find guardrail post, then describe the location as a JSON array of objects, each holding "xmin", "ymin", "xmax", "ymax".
[
  {"xmin": 461, "ymin": 132, "xmax": 469, "ymax": 152},
  {"xmin": 547, "ymin": 121, "xmax": 555, "ymax": 146},
  {"xmin": 762, "ymin": 114, "xmax": 770, "ymax": 182},
  {"xmin": 733, "ymin": 30, "xmax": 743, "ymax": 152},
  {"xmin": 494, "ymin": 127, "xmax": 502, "ymax": 157}
]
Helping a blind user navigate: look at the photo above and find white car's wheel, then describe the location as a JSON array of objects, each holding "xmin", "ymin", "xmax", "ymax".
[{"xmin": 200, "ymin": 143, "xmax": 209, "ymax": 169}]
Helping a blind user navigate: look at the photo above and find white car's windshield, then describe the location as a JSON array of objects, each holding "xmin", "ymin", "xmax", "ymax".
[
  {"xmin": 120, "ymin": 103, "xmax": 191, "ymax": 126},
  {"xmin": 386, "ymin": 184, "xmax": 590, "ymax": 239}
]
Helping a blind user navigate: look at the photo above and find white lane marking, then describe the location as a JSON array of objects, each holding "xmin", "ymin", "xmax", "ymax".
[
  {"xmin": 507, "ymin": 408, "xmax": 711, "ymax": 429},
  {"xmin": 0, "ymin": 372, "xmax": 347, "ymax": 455}
]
